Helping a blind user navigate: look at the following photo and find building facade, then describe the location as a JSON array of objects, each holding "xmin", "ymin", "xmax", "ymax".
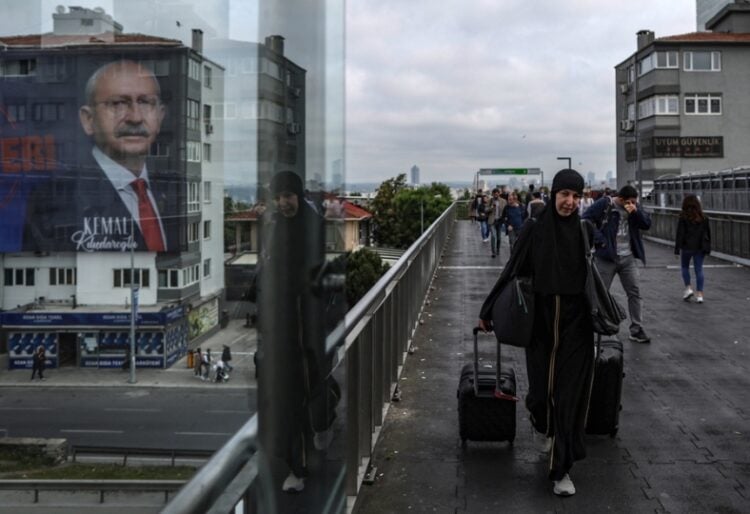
[
  {"xmin": 0, "ymin": 6, "xmax": 224, "ymax": 369},
  {"xmin": 615, "ymin": 2, "xmax": 750, "ymax": 189}
]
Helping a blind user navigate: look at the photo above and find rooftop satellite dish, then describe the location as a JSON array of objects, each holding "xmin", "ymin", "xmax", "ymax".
[
  {"xmin": 56, "ymin": 5, "xmax": 65, "ymax": 14},
  {"xmin": 93, "ymin": 6, "xmax": 105, "ymax": 14}
]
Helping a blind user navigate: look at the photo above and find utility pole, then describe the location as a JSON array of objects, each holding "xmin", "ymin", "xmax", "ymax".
[{"xmin": 634, "ymin": 32, "xmax": 643, "ymax": 198}]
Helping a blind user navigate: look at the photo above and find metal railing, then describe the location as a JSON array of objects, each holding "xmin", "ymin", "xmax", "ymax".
[{"xmin": 162, "ymin": 202, "xmax": 458, "ymax": 513}]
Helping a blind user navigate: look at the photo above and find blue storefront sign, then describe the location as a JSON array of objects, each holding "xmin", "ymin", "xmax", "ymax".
[{"xmin": 1, "ymin": 307, "xmax": 183, "ymax": 327}]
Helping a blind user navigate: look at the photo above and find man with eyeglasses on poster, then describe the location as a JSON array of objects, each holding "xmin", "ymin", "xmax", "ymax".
[{"xmin": 24, "ymin": 59, "xmax": 175, "ymax": 253}]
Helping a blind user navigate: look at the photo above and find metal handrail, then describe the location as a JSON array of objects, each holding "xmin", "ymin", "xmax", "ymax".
[
  {"xmin": 161, "ymin": 415, "xmax": 261, "ymax": 514},
  {"xmin": 163, "ymin": 202, "xmax": 457, "ymax": 513}
]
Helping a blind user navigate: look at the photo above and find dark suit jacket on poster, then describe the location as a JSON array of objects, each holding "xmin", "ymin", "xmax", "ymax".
[{"xmin": 23, "ymin": 150, "xmax": 180, "ymax": 253}]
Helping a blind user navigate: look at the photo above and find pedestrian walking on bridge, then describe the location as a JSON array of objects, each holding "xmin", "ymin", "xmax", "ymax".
[
  {"xmin": 674, "ymin": 194, "xmax": 711, "ymax": 303},
  {"xmin": 480, "ymin": 168, "xmax": 595, "ymax": 497}
]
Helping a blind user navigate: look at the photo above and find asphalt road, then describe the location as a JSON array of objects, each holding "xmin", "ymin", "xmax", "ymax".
[{"xmin": 0, "ymin": 387, "xmax": 257, "ymax": 451}]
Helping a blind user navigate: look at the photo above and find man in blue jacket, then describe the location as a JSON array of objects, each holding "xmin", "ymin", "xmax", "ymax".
[{"xmin": 582, "ymin": 185, "xmax": 652, "ymax": 343}]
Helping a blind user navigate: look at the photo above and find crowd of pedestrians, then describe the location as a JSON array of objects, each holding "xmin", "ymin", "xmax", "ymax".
[{"xmin": 475, "ymin": 169, "xmax": 712, "ymax": 497}]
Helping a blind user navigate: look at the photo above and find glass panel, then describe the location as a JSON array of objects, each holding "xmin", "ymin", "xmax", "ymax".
[
  {"xmin": 0, "ymin": 0, "xmax": 344, "ymax": 510},
  {"xmin": 698, "ymin": 99, "xmax": 708, "ymax": 113},
  {"xmin": 686, "ymin": 98, "xmax": 695, "ymax": 113},
  {"xmin": 711, "ymin": 98, "xmax": 720, "ymax": 113}
]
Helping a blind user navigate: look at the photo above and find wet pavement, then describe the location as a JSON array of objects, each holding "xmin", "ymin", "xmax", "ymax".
[{"xmin": 354, "ymin": 219, "xmax": 750, "ymax": 513}]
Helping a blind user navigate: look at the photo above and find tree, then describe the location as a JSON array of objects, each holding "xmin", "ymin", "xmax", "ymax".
[
  {"xmin": 371, "ymin": 174, "xmax": 408, "ymax": 247},
  {"xmin": 372, "ymin": 175, "xmax": 453, "ymax": 248},
  {"xmin": 331, "ymin": 247, "xmax": 390, "ymax": 307}
]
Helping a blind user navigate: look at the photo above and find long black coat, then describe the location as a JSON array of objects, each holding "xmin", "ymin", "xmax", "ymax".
[{"xmin": 480, "ymin": 217, "xmax": 595, "ymax": 481}]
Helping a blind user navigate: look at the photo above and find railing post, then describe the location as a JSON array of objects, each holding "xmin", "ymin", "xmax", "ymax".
[{"xmin": 346, "ymin": 341, "xmax": 361, "ymax": 496}]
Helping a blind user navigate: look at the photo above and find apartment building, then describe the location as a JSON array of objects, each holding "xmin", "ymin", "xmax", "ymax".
[
  {"xmin": 0, "ymin": 6, "xmax": 224, "ymax": 369},
  {"xmin": 615, "ymin": 1, "xmax": 750, "ymax": 188}
]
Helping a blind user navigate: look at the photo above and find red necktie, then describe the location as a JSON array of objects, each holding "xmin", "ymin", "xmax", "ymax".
[{"xmin": 131, "ymin": 178, "xmax": 165, "ymax": 252}]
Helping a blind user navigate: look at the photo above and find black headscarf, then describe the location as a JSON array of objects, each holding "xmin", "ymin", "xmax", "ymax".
[{"xmin": 531, "ymin": 169, "xmax": 586, "ymax": 295}]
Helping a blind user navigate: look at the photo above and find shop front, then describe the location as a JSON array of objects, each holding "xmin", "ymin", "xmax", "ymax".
[{"xmin": 2, "ymin": 307, "xmax": 187, "ymax": 370}]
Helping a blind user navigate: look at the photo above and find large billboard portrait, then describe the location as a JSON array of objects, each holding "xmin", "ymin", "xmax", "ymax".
[{"xmin": 1, "ymin": 53, "xmax": 185, "ymax": 252}]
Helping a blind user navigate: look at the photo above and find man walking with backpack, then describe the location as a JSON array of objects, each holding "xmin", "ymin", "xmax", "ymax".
[{"xmin": 583, "ymin": 185, "xmax": 652, "ymax": 343}]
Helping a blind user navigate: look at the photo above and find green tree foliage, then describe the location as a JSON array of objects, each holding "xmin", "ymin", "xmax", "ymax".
[
  {"xmin": 330, "ymin": 247, "xmax": 390, "ymax": 307},
  {"xmin": 372, "ymin": 175, "xmax": 453, "ymax": 248}
]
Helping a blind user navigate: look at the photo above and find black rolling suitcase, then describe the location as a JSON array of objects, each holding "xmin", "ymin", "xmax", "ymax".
[
  {"xmin": 586, "ymin": 336, "xmax": 624, "ymax": 436},
  {"xmin": 457, "ymin": 327, "xmax": 517, "ymax": 443}
]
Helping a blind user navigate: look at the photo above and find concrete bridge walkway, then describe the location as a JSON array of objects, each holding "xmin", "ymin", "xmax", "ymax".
[{"xmin": 354, "ymin": 219, "xmax": 750, "ymax": 513}]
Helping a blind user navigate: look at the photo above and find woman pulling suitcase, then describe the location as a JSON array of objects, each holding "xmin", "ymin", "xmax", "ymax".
[{"xmin": 479, "ymin": 169, "xmax": 595, "ymax": 497}]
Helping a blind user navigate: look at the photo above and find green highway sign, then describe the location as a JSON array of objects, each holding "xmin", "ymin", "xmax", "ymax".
[{"xmin": 478, "ymin": 167, "xmax": 541, "ymax": 176}]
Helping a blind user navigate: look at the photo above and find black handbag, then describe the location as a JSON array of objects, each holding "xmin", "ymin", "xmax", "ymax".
[
  {"xmin": 491, "ymin": 275, "xmax": 535, "ymax": 348},
  {"xmin": 581, "ymin": 221, "xmax": 627, "ymax": 336}
]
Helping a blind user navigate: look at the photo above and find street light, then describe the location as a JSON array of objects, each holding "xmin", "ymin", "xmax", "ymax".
[{"xmin": 557, "ymin": 156, "xmax": 572, "ymax": 170}]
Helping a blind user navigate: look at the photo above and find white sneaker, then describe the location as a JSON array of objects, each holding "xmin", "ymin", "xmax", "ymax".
[
  {"xmin": 553, "ymin": 473, "xmax": 576, "ymax": 496},
  {"xmin": 282, "ymin": 472, "xmax": 305, "ymax": 492},
  {"xmin": 696, "ymin": 295, "xmax": 704, "ymax": 303},
  {"xmin": 683, "ymin": 286, "xmax": 694, "ymax": 301}
]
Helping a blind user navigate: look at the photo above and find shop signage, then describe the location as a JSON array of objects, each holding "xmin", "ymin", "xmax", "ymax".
[{"xmin": 1, "ymin": 307, "xmax": 183, "ymax": 327}]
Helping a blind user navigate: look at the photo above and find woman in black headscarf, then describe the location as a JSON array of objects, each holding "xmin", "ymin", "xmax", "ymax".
[
  {"xmin": 256, "ymin": 171, "xmax": 327, "ymax": 493},
  {"xmin": 479, "ymin": 169, "xmax": 594, "ymax": 497}
]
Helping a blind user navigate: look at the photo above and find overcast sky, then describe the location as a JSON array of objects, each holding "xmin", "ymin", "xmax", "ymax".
[
  {"xmin": 346, "ymin": 0, "xmax": 697, "ymax": 184},
  {"xmin": 1, "ymin": 1, "xmax": 700, "ymax": 185}
]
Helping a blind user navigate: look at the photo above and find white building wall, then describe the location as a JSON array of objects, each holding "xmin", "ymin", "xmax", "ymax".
[
  {"xmin": 1, "ymin": 254, "xmax": 76, "ymax": 309},
  {"xmin": 200, "ymin": 61, "xmax": 225, "ymax": 298},
  {"xmin": 75, "ymin": 253, "xmax": 158, "ymax": 306}
]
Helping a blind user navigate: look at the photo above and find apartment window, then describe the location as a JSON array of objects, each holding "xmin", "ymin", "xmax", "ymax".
[
  {"xmin": 204, "ymin": 65, "xmax": 212, "ymax": 88},
  {"xmin": 32, "ymin": 103, "xmax": 65, "ymax": 121},
  {"xmin": 187, "ymin": 182, "xmax": 201, "ymax": 212},
  {"xmin": 149, "ymin": 141, "xmax": 170, "ymax": 157},
  {"xmin": 638, "ymin": 51, "xmax": 678, "ymax": 76},
  {"xmin": 638, "ymin": 95, "xmax": 678, "ymax": 119},
  {"xmin": 203, "ymin": 181, "xmax": 211, "ymax": 203},
  {"xmin": 182, "ymin": 264, "xmax": 200, "ymax": 286},
  {"xmin": 139, "ymin": 59, "xmax": 170, "ymax": 76},
  {"xmin": 81, "ymin": 18, "xmax": 94, "ymax": 26},
  {"xmin": 685, "ymin": 94, "xmax": 722, "ymax": 115},
  {"xmin": 5, "ymin": 103, "xmax": 26, "ymax": 122},
  {"xmin": 49, "ymin": 268, "xmax": 76, "ymax": 286},
  {"xmin": 203, "ymin": 220, "xmax": 211, "ymax": 239},
  {"xmin": 113, "ymin": 268, "xmax": 150, "ymax": 288},
  {"xmin": 203, "ymin": 143, "xmax": 211, "ymax": 162},
  {"xmin": 627, "ymin": 103, "xmax": 635, "ymax": 120},
  {"xmin": 1, "ymin": 59, "xmax": 37, "ymax": 76},
  {"xmin": 189, "ymin": 221, "xmax": 200, "ymax": 242},
  {"xmin": 188, "ymin": 59, "xmax": 201, "ymax": 81},
  {"xmin": 684, "ymin": 51, "xmax": 721, "ymax": 71},
  {"xmin": 158, "ymin": 269, "xmax": 180, "ymax": 288},
  {"xmin": 4, "ymin": 268, "xmax": 35, "ymax": 286},
  {"xmin": 187, "ymin": 99, "xmax": 200, "ymax": 130},
  {"xmin": 203, "ymin": 258, "xmax": 212, "ymax": 278},
  {"xmin": 187, "ymin": 141, "xmax": 202, "ymax": 162},
  {"xmin": 627, "ymin": 65, "xmax": 634, "ymax": 84}
]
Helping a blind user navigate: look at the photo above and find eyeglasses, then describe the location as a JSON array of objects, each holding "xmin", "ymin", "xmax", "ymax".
[{"xmin": 94, "ymin": 96, "xmax": 161, "ymax": 117}]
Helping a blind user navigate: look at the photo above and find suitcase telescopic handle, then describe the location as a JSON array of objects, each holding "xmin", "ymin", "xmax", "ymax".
[{"xmin": 473, "ymin": 327, "xmax": 516, "ymax": 400}]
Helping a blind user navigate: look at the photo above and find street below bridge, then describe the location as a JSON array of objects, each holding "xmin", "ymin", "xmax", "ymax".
[
  {"xmin": 0, "ymin": 386, "xmax": 255, "ymax": 451},
  {"xmin": 354, "ymin": 219, "xmax": 750, "ymax": 514}
]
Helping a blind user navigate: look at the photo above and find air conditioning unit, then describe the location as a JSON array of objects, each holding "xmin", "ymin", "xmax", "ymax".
[
  {"xmin": 290, "ymin": 87, "xmax": 301, "ymax": 98},
  {"xmin": 205, "ymin": 124, "xmax": 214, "ymax": 135},
  {"xmin": 287, "ymin": 122, "xmax": 301, "ymax": 135},
  {"xmin": 619, "ymin": 83, "xmax": 630, "ymax": 95},
  {"xmin": 619, "ymin": 119, "xmax": 635, "ymax": 132}
]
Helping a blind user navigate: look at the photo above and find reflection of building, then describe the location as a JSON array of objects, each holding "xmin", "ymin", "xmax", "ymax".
[
  {"xmin": 205, "ymin": 35, "xmax": 306, "ymax": 194},
  {"xmin": 0, "ymin": 7, "xmax": 224, "ymax": 370},
  {"xmin": 615, "ymin": 3, "xmax": 750, "ymax": 188}
]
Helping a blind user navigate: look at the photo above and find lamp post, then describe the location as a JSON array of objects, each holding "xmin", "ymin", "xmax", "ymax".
[
  {"xmin": 557, "ymin": 156, "xmax": 572, "ymax": 170},
  {"xmin": 129, "ymin": 217, "xmax": 137, "ymax": 384}
]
